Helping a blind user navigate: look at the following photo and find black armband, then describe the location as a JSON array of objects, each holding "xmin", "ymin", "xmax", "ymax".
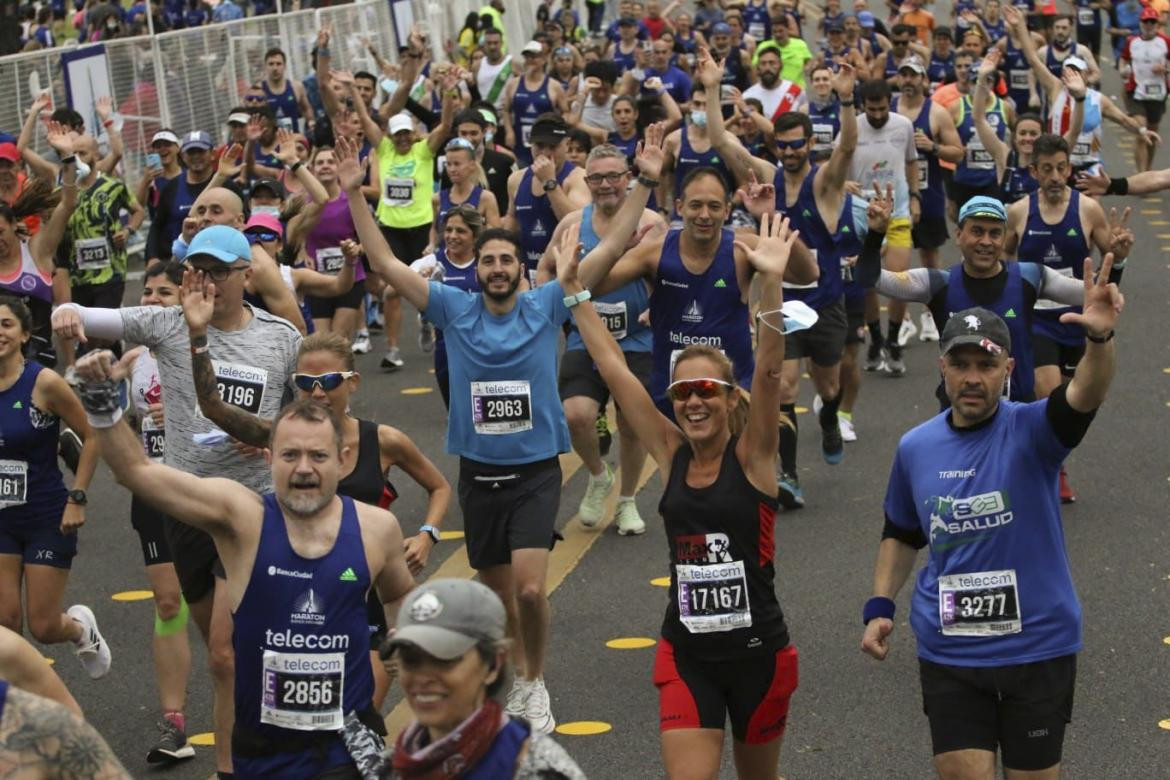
[
  {"xmin": 882, "ymin": 515, "xmax": 928, "ymax": 549},
  {"xmin": 1105, "ymin": 176, "xmax": 1128, "ymax": 196}
]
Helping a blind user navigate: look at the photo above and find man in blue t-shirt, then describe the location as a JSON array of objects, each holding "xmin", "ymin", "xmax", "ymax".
[
  {"xmin": 859, "ymin": 268, "xmax": 1124, "ymax": 776},
  {"xmin": 334, "ymin": 132, "xmax": 664, "ymax": 737}
]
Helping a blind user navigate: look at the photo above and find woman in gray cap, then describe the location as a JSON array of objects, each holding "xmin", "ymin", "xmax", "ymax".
[{"xmin": 381, "ymin": 579, "xmax": 584, "ymax": 779}]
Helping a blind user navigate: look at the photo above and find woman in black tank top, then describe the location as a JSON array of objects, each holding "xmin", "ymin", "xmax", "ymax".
[
  {"xmin": 553, "ymin": 214, "xmax": 799, "ymax": 779},
  {"xmin": 185, "ymin": 330, "xmax": 451, "ymax": 709}
]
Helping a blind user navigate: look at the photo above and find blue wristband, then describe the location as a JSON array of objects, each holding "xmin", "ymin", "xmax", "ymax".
[{"xmin": 862, "ymin": 596, "xmax": 896, "ymax": 625}]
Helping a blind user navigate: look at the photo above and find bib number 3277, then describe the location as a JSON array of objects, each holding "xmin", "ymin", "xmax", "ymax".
[
  {"xmin": 261, "ymin": 650, "xmax": 344, "ymax": 731},
  {"xmin": 938, "ymin": 569, "xmax": 1022, "ymax": 636}
]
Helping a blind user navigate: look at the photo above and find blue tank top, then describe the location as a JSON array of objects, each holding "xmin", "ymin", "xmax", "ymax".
[
  {"xmin": 437, "ymin": 185, "xmax": 483, "ymax": 247},
  {"xmin": 262, "ymin": 80, "xmax": 303, "ymax": 133},
  {"xmin": 808, "ymin": 99, "xmax": 842, "ymax": 160},
  {"xmin": 1018, "ymin": 190, "xmax": 1088, "ymax": 346},
  {"xmin": 820, "ymin": 43, "xmax": 853, "ymax": 72},
  {"xmin": 1075, "ymin": 0, "xmax": 1100, "ymax": 28},
  {"xmin": 773, "ymin": 166, "xmax": 845, "ymax": 310},
  {"xmin": 1045, "ymin": 44, "xmax": 1071, "ymax": 79},
  {"xmin": 943, "ymin": 261, "xmax": 1035, "ymax": 400},
  {"xmin": 0, "ymin": 362, "xmax": 65, "ymax": 522},
  {"xmin": 742, "ymin": 0, "xmax": 771, "ymax": 41},
  {"xmin": 674, "ymin": 128, "xmax": 734, "ymax": 207},
  {"xmin": 1003, "ymin": 40, "xmax": 1032, "ymax": 111},
  {"xmin": 160, "ymin": 175, "xmax": 198, "ymax": 252},
  {"xmin": 955, "ymin": 95, "xmax": 1006, "ymax": 187},
  {"xmin": 611, "ymin": 45, "xmax": 638, "ymax": 74},
  {"xmin": 720, "ymin": 47, "xmax": 749, "ymax": 90},
  {"xmin": 895, "ymin": 96, "xmax": 945, "ymax": 218},
  {"xmin": 514, "ymin": 162, "xmax": 575, "ymax": 278},
  {"xmin": 883, "ymin": 51, "xmax": 901, "ymax": 82},
  {"xmin": 437, "ymin": 248, "xmax": 481, "ymax": 294},
  {"xmin": 565, "ymin": 204, "xmax": 652, "ymax": 352},
  {"xmin": 649, "ymin": 228, "xmax": 754, "ymax": 402},
  {"xmin": 928, "ymin": 52, "xmax": 956, "ymax": 88},
  {"xmin": 511, "ymin": 76, "xmax": 554, "ymax": 167},
  {"xmin": 1000, "ymin": 150, "xmax": 1039, "ymax": 202},
  {"xmin": 231, "ymin": 494, "xmax": 373, "ymax": 778}
]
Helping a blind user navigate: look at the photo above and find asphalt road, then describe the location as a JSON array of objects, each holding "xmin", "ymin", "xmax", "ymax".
[{"xmin": 32, "ymin": 61, "xmax": 1170, "ymax": 780}]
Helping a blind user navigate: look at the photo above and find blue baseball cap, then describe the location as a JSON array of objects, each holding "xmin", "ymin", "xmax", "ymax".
[
  {"xmin": 958, "ymin": 196, "xmax": 1007, "ymax": 224},
  {"xmin": 711, "ymin": 22, "xmax": 732, "ymax": 35},
  {"xmin": 180, "ymin": 130, "xmax": 213, "ymax": 153},
  {"xmin": 858, "ymin": 10, "xmax": 875, "ymax": 27},
  {"xmin": 187, "ymin": 225, "xmax": 252, "ymax": 264}
]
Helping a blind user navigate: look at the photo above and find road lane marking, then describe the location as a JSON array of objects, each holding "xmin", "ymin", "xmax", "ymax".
[
  {"xmin": 439, "ymin": 530, "xmax": 465, "ymax": 540},
  {"xmin": 606, "ymin": 637, "xmax": 657, "ymax": 649},
  {"xmin": 384, "ymin": 456, "xmax": 656, "ymax": 737},
  {"xmin": 557, "ymin": 721, "xmax": 612, "ymax": 736},
  {"xmin": 44, "ymin": 657, "xmax": 54, "ymax": 665},
  {"xmin": 401, "ymin": 387, "xmax": 432, "ymax": 395},
  {"xmin": 1160, "ymin": 720, "xmax": 1170, "ymax": 730},
  {"xmin": 189, "ymin": 732, "xmax": 214, "ymax": 745},
  {"xmin": 111, "ymin": 590, "xmax": 154, "ymax": 602},
  {"xmin": 650, "ymin": 576, "xmax": 670, "ymax": 587}
]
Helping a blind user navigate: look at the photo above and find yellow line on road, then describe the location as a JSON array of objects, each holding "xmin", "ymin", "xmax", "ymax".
[{"xmin": 384, "ymin": 455, "xmax": 658, "ymax": 736}]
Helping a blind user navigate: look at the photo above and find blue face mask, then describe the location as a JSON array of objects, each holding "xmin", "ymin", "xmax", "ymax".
[{"xmin": 690, "ymin": 110, "xmax": 708, "ymax": 128}]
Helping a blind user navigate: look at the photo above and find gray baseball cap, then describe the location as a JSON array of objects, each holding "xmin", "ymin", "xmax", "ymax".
[
  {"xmin": 940, "ymin": 307, "xmax": 1012, "ymax": 357},
  {"xmin": 387, "ymin": 579, "xmax": 506, "ymax": 660}
]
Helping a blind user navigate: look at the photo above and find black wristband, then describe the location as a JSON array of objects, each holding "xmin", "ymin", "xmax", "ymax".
[
  {"xmin": 60, "ymin": 154, "xmax": 77, "ymax": 165},
  {"xmin": 1073, "ymin": 95, "xmax": 1086, "ymax": 103},
  {"xmin": 637, "ymin": 175, "xmax": 660, "ymax": 188},
  {"xmin": 1086, "ymin": 330, "xmax": 1114, "ymax": 343},
  {"xmin": 1105, "ymin": 176, "xmax": 1128, "ymax": 196},
  {"xmin": 864, "ymin": 229, "xmax": 886, "ymax": 249},
  {"xmin": 289, "ymin": 161, "xmax": 303, "ymax": 173}
]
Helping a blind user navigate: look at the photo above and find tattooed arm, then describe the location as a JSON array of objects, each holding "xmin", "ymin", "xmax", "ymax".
[
  {"xmin": 0, "ymin": 684, "xmax": 130, "ymax": 779},
  {"xmin": 182, "ymin": 272, "xmax": 274, "ymax": 449}
]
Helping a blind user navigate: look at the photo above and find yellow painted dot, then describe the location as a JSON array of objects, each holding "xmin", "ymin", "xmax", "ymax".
[
  {"xmin": 1157, "ymin": 234, "xmax": 1170, "ymax": 240},
  {"xmin": 189, "ymin": 732, "xmax": 215, "ymax": 746},
  {"xmin": 556, "ymin": 721, "xmax": 612, "ymax": 736},
  {"xmin": 606, "ymin": 637, "xmax": 657, "ymax": 650},
  {"xmin": 439, "ymin": 530, "xmax": 465, "ymax": 541},
  {"xmin": 1160, "ymin": 719, "xmax": 1170, "ymax": 730},
  {"xmin": 795, "ymin": 406, "xmax": 809, "ymax": 414},
  {"xmin": 650, "ymin": 576, "xmax": 671, "ymax": 587},
  {"xmin": 427, "ymin": 368, "xmax": 436, "ymax": 374},
  {"xmin": 111, "ymin": 590, "xmax": 154, "ymax": 602},
  {"xmin": 401, "ymin": 387, "xmax": 433, "ymax": 395},
  {"xmin": 801, "ymin": 373, "xmax": 810, "ymax": 379},
  {"xmin": 1163, "ymin": 636, "xmax": 1170, "ymax": 645},
  {"xmin": 1163, "ymin": 368, "xmax": 1170, "ymax": 373},
  {"xmin": 44, "ymin": 657, "xmax": 54, "ymax": 665},
  {"xmin": 1142, "ymin": 209, "xmax": 1161, "ymax": 215},
  {"xmin": 1153, "ymin": 221, "xmax": 1170, "ymax": 226}
]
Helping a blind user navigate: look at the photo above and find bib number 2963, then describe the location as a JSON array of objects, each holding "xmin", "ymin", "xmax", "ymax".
[{"xmin": 471, "ymin": 380, "xmax": 532, "ymax": 435}]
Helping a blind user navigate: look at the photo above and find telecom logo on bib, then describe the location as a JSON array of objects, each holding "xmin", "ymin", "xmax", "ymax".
[
  {"xmin": 291, "ymin": 588, "xmax": 326, "ymax": 627},
  {"xmin": 926, "ymin": 490, "xmax": 1013, "ymax": 551}
]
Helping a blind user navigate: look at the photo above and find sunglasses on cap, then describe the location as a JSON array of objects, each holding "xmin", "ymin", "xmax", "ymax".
[
  {"xmin": 775, "ymin": 138, "xmax": 809, "ymax": 151},
  {"xmin": 246, "ymin": 230, "xmax": 280, "ymax": 244},
  {"xmin": 293, "ymin": 371, "xmax": 357, "ymax": 392},
  {"xmin": 666, "ymin": 377, "xmax": 734, "ymax": 402}
]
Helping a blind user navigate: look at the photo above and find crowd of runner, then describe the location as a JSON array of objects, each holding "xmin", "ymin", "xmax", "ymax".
[{"xmin": 0, "ymin": 0, "xmax": 1156, "ymax": 776}]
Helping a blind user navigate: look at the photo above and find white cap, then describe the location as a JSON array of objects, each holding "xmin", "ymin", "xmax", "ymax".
[
  {"xmin": 388, "ymin": 113, "xmax": 414, "ymax": 135},
  {"xmin": 1064, "ymin": 55, "xmax": 1088, "ymax": 71},
  {"xmin": 151, "ymin": 130, "xmax": 180, "ymax": 145},
  {"xmin": 227, "ymin": 112, "xmax": 251, "ymax": 125},
  {"xmin": 521, "ymin": 41, "xmax": 544, "ymax": 55}
]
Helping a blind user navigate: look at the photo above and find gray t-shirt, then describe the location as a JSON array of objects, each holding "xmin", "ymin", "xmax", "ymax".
[
  {"xmin": 121, "ymin": 304, "xmax": 301, "ymax": 493},
  {"xmin": 848, "ymin": 112, "xmax": 918, "ymax": 218}
]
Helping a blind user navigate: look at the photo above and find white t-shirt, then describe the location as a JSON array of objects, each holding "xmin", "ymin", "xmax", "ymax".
[
  {"xmin": 580, "ymin": 93, "xmax": 618, "ymax": 133},
  {"xmin": 848, "ymin": 112, "xmax": 918, "ymax": 218},
  {"xmin": 743, "ymin": 80, "xmax": 805, "ymax": 120}
]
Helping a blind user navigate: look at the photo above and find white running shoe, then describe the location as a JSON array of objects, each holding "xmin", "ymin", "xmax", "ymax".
[
  {"xmin": 919, "ymin": 312, "xmax": 939, "ymax": 341},
  {"xmin": 505, "ymin": 678, "xmax": 533, "ymax": 718},
  {"xmin": 525, "ymin": 678, "xmax": 556, "ymax": 734},
  {"xmin": 68, "ymin": 605, "xmax": 111, "ymax": 679},
  {"xmin": 578, "ymin": 464, "xmax": 614, "ymax": 528},
  {"xmin": 897, "ymin": 318, "xmax": 917, "ymax": 346},
  {"xmin": 351, "ymin": 331, "xmax": 372, "ymax": 354},
  {"xmin": 417, "ymin": 316, "xmax": 435, "ymax": 353},
  {"xmin": 615, "ymin": 498, "xmax": 646, "ymax": 536},
  {"xmin": 380, "ymin": 347, "xmax": 404, "ymax": 371},
  {"xmin": 839, "ymin": 415, "xmax": 857, "ymax": 442}
]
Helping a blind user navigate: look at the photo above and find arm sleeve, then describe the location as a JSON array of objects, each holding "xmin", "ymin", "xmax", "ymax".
[
  {"xmin": 1044, "ymin": 382, "xmax": 1098, "ymax": 449},
  {"xmin": 1035, "ymin": 264, "xmax": 1086, "ymax": 306},
  {"xmin": 118, "ymin": 304, "xmax": 181, "ymax": 348},
  {"xmin": 873, "ymin": 267, "xmax": 943, "ymax": 303},
  {"xmin": 404, "ymin": 97, "xmax": 439, "ymax": 129},
  {"xmin": 55, "ymin": 303, "xmax": 127, "ymax": 341},
  {"xmin": 855, "ymin": 229, "xmax": 885, "ymax": 288}
]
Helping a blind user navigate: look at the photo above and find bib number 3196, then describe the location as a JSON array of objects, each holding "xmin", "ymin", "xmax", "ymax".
[
  {"xmin": 471, "ymin": 380, "xmax": 532, "ymax": 435},
  {"xmin": 938, "ymin": 569, "xmax": 1022, "ymax": 636}
]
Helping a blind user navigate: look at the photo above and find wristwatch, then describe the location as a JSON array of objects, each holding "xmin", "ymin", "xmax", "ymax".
[
  {"xmin": 419, "ymin": 524, "xmax": 441, "ymax": 543},
  {"xmin": 542, "ymin": 178, "xmax": 559, "ymax": 192},
  {"xmin": 67, "ymin": 489, "xmax": 88, "ymax": 506}
]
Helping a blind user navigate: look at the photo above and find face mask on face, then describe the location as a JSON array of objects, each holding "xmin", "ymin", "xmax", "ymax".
[
  {"xmin": 690, "ymin": 110, "xmax": 708, "ymax": 128},
  {"xmin": 60, "ymin": 159, "xmax": 91, "ymax": 183},
  {"xmin": 484, "ymin": 130, "xmax": 495, "ymax": 144},
  {"xmin": 252, "ymin": 205, "xmax": 281, "ymax": 217}
]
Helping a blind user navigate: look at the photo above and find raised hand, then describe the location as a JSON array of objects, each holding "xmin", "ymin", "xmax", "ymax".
[
  {"xmin": 1107, "ymin": 207, "xmax": 1134, "ymax": 258},
  {"xmin": 44, "ymin": 119, "xmax": 75, "ymax": 156},
  {"xmin": 95, "ymin": 95, "xmax": 113, "ymax": 120},
  {"xmin": 181, "ymin": 269, "xmax": 217, "ymax": 335},
  {"xmin": 1059, "ymin": 254, "xmax": 1124, "ymax": 337},
  {"xmin": 694, "ymin": 45, "xmax": 724, "ymax": 89},
  {"xmin": 867, "ymin": 182, "xmax": 894, "ymax": 233},
  {"xmin": 274, "ymin": 128, "xmax": 300, "ymax": 166},
  {"xmin": 246, "ymin": 114, "xmax": 264, "ymax": 142},
  {"xmin": 1061, "ymin": 64, "xmax": 1086, "ymax": 99},
  {"xmin": 554, "ymin": 222, "xmax": 584, "ymax": 287},
  {"xmin": 316, "ymin": 24, "xmax": 331, "ymax": 49},
  {"xmin": 733, "ymin": 211, "xmax": 798, "ymax": 277},
  {"xmin": 1075, "ymin": 167, "xmax": 1110, "ymax": 196},
  {"xmin": 829, "ymin": 61, "xmax": 855, "ymax": 98},
  {"xmin": 28, "ymin": 91, "xmax": 51, "ymax": 119},
  {"xmin": 75, "ymin": 346, "xmax": 141, "ymax": 385},
  {"xmin": 217, "ymin": 143, "xmax": 245, "ymax": 178},
  {"xmin": 737, "ymin": 168, "xmax": 777, "ymax": 220},
  {"xmin": 634, "ymin": 122, "xmax": 667, "ymax": 180},
  {"xmin": 1002, "ymin": 3, "xmax": 1025, "ymax": 31},
  {"xmin": 331, "ymin": 68, "xmax": 356, "ymax": 91},
  {"xmin": 334, "ymin": 134, "xmax": 368, "ymax": 193}
]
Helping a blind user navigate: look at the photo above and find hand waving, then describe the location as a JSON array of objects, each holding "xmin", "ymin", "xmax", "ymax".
[
  {"xmin": 634, "ymin": 122, "xmax": 667, "ymax": 180},
  {"xmin": 1059, "ymin": 254, "xmax": 1124, "ymax": 338},
  {"xmin": 733, "ymin": 211, "xmax": 798, "ymax": 277},
  {"xmin": 334, "ymin": 134, "xmax": 368, "ymax": 193}
]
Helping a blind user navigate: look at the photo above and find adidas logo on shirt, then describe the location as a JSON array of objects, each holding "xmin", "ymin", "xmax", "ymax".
[{"xmin": 339, "ymin": 567, "xmax": 358, "ymax": 582}]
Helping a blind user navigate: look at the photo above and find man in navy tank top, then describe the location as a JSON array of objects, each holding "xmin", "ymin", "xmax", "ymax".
[
  {"xmin": 261, "ymin": 47, "xmax": 315, "ymax": 135},
  {"xmin": 71, "ymin": 376, "xmax": 416, "ymax": 780},
  {"xmin": 861, "ymin": 268, "xmax": 1124, "ymax": 777}
]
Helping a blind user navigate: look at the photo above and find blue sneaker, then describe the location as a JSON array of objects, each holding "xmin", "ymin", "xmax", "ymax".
[
  {"xmin": 778, "ymin": 472, "xmax": 804, "ymax": 509},
  {"xmin": 822, "ymin": 422, "xmax": 844, "ymax": 465}
]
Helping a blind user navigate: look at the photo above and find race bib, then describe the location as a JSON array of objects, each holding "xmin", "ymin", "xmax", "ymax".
[
  {"xmin": 521, "ymin": 123, "xmax": 533, "ymax": 148},
  {"xmin": 210, "ymin": 361, "xmax": 268, "ymax": 416},
  {"xmin": 1077, "ymin": 8, "xmax": 1094, "ymax": 25},
  {"xmin": 75, "ymin": 237, "xmax": 112, "ymax": 271},
  {"xmin": 471, "ymin": 380, "xmax": 532, "ymax": 435},
  {"xmin": 1010, "ymin": 70, "xmax": 1030, "ymax": 90},
  {"xmin": 383, "ymin": 178, "xmax": 415, "ymax": 206},
  {"xmin": 938, "ymin": 569, "xmax": 1022, "ymax": 636},
  {"xmin": 918, "ymin": 159, "xmax": 928, "ymax": 188},
  {"xmin": 812, "ymin": 123, "xmax": 835, "ymax": 146},
  {"xmin": 261, "ymin": 650, "xmax": 344, "ymax": 731},
  {"xmin": 317, "ymin": 247, "xmax": 345, "ymax": 274},
  {"xmin": 1137, "ymin": 80, "xmax": 1167, "ymax": 101},
  {"xmin": 676, "ymin": 561, "xmax": 752, "ymax": 633},
  {"xmin": 594, "ymin": 300, "xmax": 628, "ymax": 340},
  {"xmin": 142, "ymin": 418, "xmax": 166, "ymax": 461},
  {"xmin": 0, "ymin": 460, "xmax": 27, "ymax": 508},
  {"xmin": 1072, "ymin": 140, "xmax": 1091, "ymax": 158},
  {"xmin": 967, "ymin": 140, "xmax": 994, "ymax": 169},
  {"xmin": 748, "ymin": 21, "xmax": 766, "ymax": 39}
]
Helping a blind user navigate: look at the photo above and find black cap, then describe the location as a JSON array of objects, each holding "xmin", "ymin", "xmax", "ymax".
[
  {"xmin": 529, "ymin": 115, "xmax": 568, "ymax": 145},
  {"xmin": 940, "ymin": 307, "xmax": 1012, "ymax": 357},
  {"xmin": 251, "ymin": 178, "xmax": 285, "ymax": 200}
]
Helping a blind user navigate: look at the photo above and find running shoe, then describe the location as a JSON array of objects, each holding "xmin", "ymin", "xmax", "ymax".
[
  {"xmin": 146, "ymin": 720, "xmax": 195, "ymax": 764},
  {"xmin": 919, "ymin": 312, "xmax": 940, "ymax": 342},
  {"xmin": 380, "ymin": 347, "xmax": 404, "ymax": 371},
  {"xmin": 578, "ymin": 463, "xmax": 614, "ymax": 528},
  {"xmin": 1059, "ymin": 468, "xmax": 1076, "ymax": 504},
  {"xmin": 884, "ymin": 346, "xmax": 906, "ymax": 377},
  {"xmin": 821, "ymin": 420, "xmax": 844, "ymax": 465},
  {"xmin": 367, "ymin": 298, "xmax": 384, "ymax": 331},
  {"xmin": 778, "ymin": 472, "xmax": 804, "ymax": 509},
  {"xmin": 839, "ymin": 414, "xmax": 858, "ymax": 442},
  {"xmin": 596, "ymin": 412, "xmax": 613, "ymax": 457},
  {"xmin": 59, "ymin": 427, "xmax": 82, "ymax": 474},
  {"xmin": 897, "ymin": 317, "xmax": 917, "ymax": 347},
  {"xmin": 615, "ymin": 498, "xmax": 646, "ymax": 536},
  {"xmin": 525, "ymin": 678, "xmax": 556, "ymax": 735},
  {"xmin": 864, "ymin": 338, "xmax": 885, "ymax": 372},
  {"xmin": 351, "ymin": 331, "xmax": 372, "ymax": 354},
  {"xmin": 417, "ymin": 315, "xmax": 435, "ymax": 353},
  {"xmin": 67, "ymin": 605, "xmax": 111, "ymax": 679},
  {"xmin": 505, "ymin": 678, "xmax": 532, "ymax": 718}
]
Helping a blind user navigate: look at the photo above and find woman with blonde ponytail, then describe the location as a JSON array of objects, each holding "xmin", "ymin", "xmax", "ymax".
[
  {"xmin": 554, "ymin": 211, "xmax": 803, "ymax": 780},
  {"xmin": 431, "ymin": 137, "xmax": 500, "ymax": 249}
]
